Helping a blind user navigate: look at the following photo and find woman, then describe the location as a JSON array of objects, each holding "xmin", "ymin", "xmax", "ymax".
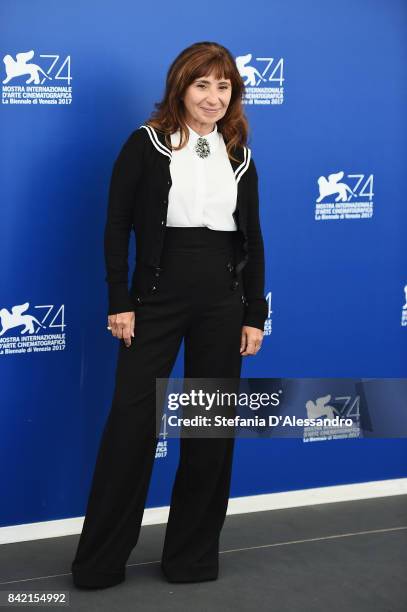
[{"xmin": 71, "ymin": 41, "xmax": 268, "ymax": 589}]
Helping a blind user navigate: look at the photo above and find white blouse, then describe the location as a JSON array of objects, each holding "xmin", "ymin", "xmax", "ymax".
[{"xmin": 166, "ymin": 122, "xmax": 238, "ymax": 231}]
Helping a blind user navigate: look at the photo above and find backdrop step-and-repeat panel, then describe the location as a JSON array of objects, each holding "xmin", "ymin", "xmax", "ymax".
[{"xmin": 1, "ymin": 0, "xmax": 406, "ymax": 528}]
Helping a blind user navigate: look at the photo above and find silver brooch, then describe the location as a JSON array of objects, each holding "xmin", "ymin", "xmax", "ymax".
[{"xmin": 194, "ymin": 137, "xmax": 211, "ymax": 158}]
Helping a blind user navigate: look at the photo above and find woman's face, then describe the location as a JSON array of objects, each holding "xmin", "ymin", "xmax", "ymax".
[{"xmin": 182, "ymin": 71, "xmax": 232, "ymax": 132}]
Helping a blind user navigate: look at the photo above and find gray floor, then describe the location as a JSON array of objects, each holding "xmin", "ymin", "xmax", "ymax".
[{"xmin": 0, "ymin": 495, "xmax": 406, "ymax": 611}]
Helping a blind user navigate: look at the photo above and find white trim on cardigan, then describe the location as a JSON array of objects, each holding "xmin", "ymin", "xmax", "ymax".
[{"xmin": 139, "ymin": 123, "xmax": 251, "ymax": 183}]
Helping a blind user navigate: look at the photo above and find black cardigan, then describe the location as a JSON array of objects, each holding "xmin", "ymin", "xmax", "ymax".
[{"xmin": 104, "ymin": 124, "xmax": 269, "ymax": 331}]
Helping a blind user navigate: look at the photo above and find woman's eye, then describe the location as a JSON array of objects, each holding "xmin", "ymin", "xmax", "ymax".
[{"xmin": 197, "ymin": 84, "xmax": 228, "ymax": 90}]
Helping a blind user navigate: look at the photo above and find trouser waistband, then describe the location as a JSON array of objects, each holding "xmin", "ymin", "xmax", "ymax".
[{"xmin": 163, "ymin": 227, "xmax": 239, "ymax": 252}]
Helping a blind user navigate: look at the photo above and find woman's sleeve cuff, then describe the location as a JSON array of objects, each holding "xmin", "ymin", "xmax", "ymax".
[
  {"xmin": 107, "ymin": 282, "xmax": 135, "ymax": 315},
  {"xmin": 242, "ymin": 298, "xmax": 269, "ymax": 332}
]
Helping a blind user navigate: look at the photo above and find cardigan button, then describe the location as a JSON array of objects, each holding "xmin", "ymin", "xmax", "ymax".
[
  {"xmin": 149, "ymin": 285, "xmax": 157, "ymax": 293},
  {"xmin": 226, "ymin": 262, "xmax": 234, "ymax": 272},
  {"xmin": 231, "ymin": 280, "xmax": 239, "ymax": 290}
]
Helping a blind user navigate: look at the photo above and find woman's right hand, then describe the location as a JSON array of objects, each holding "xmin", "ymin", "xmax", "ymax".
[{"xmin": 107, "ymin": 311, "xmax": 135, "ymax": 347}]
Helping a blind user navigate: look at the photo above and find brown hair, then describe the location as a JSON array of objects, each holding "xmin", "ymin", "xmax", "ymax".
[{"xmin": 145, "ymin": 41, "xmax": 251, "ymax": 163}]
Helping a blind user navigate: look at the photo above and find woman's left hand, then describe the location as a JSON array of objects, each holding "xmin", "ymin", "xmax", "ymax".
[{"xmin": 240, "ymin": 326, "xmax": 264, "ymax": 356}]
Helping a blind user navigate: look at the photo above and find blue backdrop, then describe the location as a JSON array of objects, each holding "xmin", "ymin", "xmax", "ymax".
[{"xmin": 1, "ymin": 0, "xmax": 406, "ymax": 528}]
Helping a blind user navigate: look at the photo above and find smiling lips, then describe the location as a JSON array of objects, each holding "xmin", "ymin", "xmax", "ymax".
[{"xmin": 201, "ymin": 107, "xmax": 219, "ymax": 113}]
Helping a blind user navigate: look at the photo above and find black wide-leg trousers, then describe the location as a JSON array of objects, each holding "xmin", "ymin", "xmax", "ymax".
[{"xmin": 71, "ymin": 227, "xmax": 245, "ymax": 587}]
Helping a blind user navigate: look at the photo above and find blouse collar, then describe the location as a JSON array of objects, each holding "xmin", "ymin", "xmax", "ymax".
[{"xmin": 171, "ymin": 122, "xmax": 220, "ymax": 153}]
